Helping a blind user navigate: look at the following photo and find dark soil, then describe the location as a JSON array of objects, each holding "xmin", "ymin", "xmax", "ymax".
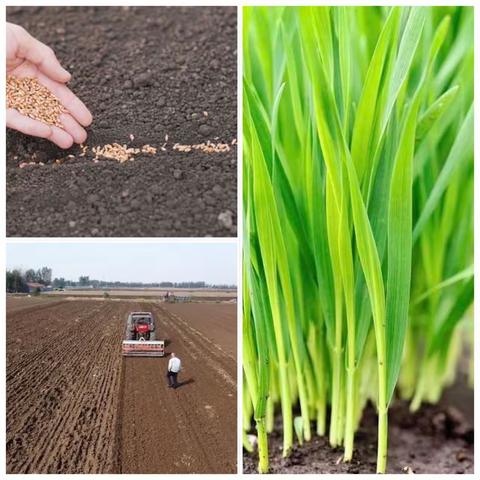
[
  {"xmin": 243, "ymin": 381, "xmax": 474, "ymax": 474},
  {"xmin": 6, "ymin": 6, "xmax": 237, "ymax": 237}
]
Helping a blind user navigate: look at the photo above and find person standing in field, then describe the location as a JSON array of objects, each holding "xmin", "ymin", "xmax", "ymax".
[{"xmin": 167, "ymin": 352, "xmax": 181, "ymax": 389}]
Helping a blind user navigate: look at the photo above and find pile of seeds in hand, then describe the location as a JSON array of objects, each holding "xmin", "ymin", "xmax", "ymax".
[
  {"xmin": 92, "ymin": 143, "xmax": 157, "ymax": 163},
  {"xmin": 7, "ymin": 76, "xmax": 67, "ymax": 128}
]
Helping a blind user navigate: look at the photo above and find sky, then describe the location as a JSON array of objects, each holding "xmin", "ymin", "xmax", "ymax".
[{"xmin": 6, "ymin": 242, "xmax": 237, "ymax": 285}]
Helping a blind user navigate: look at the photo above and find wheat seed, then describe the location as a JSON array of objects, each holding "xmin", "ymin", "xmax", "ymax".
[
  {"xmin": 7, "ymin": 76, "xmax": 67, "ymax": 128},
  {"xmin": 173, "ymin": 140, "xmax": 231, "ymax": 153},
  {"xmin": 92, "ymin": 143, "xmax": 157, "ymax": 163}
]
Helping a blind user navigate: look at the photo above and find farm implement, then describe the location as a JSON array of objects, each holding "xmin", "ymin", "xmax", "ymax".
[{"xmin": 122, "ymin": 312, "xmax": 165, "ymax": 357}]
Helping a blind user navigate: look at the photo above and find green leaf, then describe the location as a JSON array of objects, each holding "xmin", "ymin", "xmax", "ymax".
[
  {"xmin": 385, "ymin": 95, "xmax": 420, "ymax": 403},
  {"xmin": 427, "ymin": 278, "xmax": 473, "ymax": 356},
  {"xmin": 413, "ymin": 104, "xmax": 473, "ymax": 242},
  {"xmin": 416, "ymin": 85, "xmax": 459, "ymax": 143}
]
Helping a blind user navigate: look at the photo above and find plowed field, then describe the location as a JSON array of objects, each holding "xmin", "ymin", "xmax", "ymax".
[
  {"xmin": 163, "ymin": 303, "xmax": 237, "ymax": 356},
  {"xmin": 6, "ymin": 298, "xmax": 236, "ymax": 474}
]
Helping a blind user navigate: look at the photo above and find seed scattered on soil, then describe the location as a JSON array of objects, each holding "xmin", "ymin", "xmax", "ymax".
[
  {"xmin": 173, "ymin": 140, "xmax": 231, "ymax": 153},
  {"xmin": 141, "ymin": 144, "xmax": 157, "ymax": 154},
  {"xmin": 92, "ymin": 143, "xmax": 157, "ymax": 163},
  {"xmin": 18, "ymin": 162, "xmax": 39, "ymax": 169},
  {"xmin": 129, "ymin": 134, "xmax": 134, "ymax": 141},
  {"xmin": 7, "ymin": 76, "xmax": 67, "ymax": 128},
  {"xmin": 79, "ymin": 144, "xmax": 88, "ymax": 157},
  {"xmin": 17, "ymin": 136, "xmax": 235, "ymax": 168}
]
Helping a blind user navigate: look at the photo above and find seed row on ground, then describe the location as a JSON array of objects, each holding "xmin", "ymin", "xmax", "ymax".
[
  {"xmin": 7, "ymin": 76, "xmax": 67, "ymax": 128},
  {"xmin": 173, "ymin": 140, "xmax": 233, "ymax": 153},
  {"xmin": 18, "ymin": 138, "xmax": 237, "ymax": 168}
]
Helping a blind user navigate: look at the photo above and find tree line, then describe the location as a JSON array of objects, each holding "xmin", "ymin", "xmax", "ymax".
[
  {"xmin": 6, "ymin": 267, "xmax": 52, "ymax": 293},
  {"xmin": 6, "ymin": 268, "xmax": 236, "ymax": 292},
  {"xmin": 52, "ymin": 277, "xmax": 235, "ymax": 289}
]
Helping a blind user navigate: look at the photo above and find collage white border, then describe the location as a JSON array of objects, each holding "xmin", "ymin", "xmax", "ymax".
[{"xmin": 1, "ymin": 1, "xmax": 477, "ymax": 479}]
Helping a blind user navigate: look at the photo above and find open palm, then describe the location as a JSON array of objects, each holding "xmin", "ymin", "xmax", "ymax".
[{"xmin": 7, "ymin": 23, "xmax": 92, "ymax": 149}]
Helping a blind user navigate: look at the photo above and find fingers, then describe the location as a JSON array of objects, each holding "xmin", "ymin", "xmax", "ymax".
[
  {"xmin": 7, "ymin": 108, "xmax": 51, "ymax": 138},
  {"xmin": 48, "ymin": 125, "xmax": 74, "ymax": 149},
  {"xmin": 7, "ymin": 108, "xmax": 74, "ymax": 149},
  {"xmin": 59, "ymin": 113, "xmax": 87, "ymax": 144},
  {"xmin": 38, "ymin": 73, "xmax": 93, "ymax": 127},
  {"xmin": 13, "ymin": 24, "xmax": 71, "ymax": 83}
]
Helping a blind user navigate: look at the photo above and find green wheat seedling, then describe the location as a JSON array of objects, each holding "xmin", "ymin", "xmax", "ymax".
[{"xmin": 243, "ymin": 6, "xmax": 473, "ymax": 474}]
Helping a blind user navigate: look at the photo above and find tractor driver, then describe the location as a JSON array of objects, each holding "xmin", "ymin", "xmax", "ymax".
[{"xmin": 167, "ymin": 352, "xmax": 182, "ymax": 389}]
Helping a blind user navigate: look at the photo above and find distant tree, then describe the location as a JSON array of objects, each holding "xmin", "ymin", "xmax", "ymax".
[
  {"xmin": 53, "ymin": 277, "xmax": 66, "ymax": 288},
  {"xmin": 40, "ymin": 267, "xmax": 52, "ymax": 285},
  {"xmin": 6, "ymin": 271, "xmax": 15, "ymax": 291},
  {"xmin": 6, "ymin": 269, "xmax": 29, "ymax": 293},
  {"xmin": 24, "ymin": 268, "xmax": 37, "ymax": 283}
]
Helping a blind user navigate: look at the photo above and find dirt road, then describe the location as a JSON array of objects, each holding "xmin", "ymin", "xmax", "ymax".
[{"xmin": 6, "ymin": 299, "xmax": 236, "ymax": 473}]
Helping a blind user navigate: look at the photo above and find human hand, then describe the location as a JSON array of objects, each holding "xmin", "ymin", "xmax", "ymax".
[{"xmin": 6, "ymin": 22, "xmax": 93, "ymax": 149}]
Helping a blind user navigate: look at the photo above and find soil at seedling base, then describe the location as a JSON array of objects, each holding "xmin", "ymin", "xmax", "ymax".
[
  {"xmin": 243, "ymin": 381, "xmax": 474, "ymax": 474},
  {"xmin": 6, "ymin": 6, "xmax": 237, "ymax": 237}
]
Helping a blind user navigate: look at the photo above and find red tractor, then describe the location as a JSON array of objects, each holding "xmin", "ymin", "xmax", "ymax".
[{"xmin": 122, "ymin": 312, "xmax": 165, "ymax": 357}]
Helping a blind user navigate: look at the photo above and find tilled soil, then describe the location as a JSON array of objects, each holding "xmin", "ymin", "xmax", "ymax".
[
  {"xmin": 6, "ymin": 295, "xmax": 63, "ymax": 313},
  {"xmin": 6, "ymin": 6, "xmax": 237, "ymax": 237},
  {"xmin": 121, "ymin": 304, "xmax": 236, "ymax": 473},
  {"xmin": 243, "ymin": 388, "xmax": 474, "ymax": 474},
  {"xmin": 6, "ymin": 298, "xmax": 236, "ymax": 473},
  {"xmin": 163, "ymin": 302, "xmax": 237, "ymax": 356},
  {"xmin": 6, "ymin": 300, "xmax": 123, "ymax": 473}
]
